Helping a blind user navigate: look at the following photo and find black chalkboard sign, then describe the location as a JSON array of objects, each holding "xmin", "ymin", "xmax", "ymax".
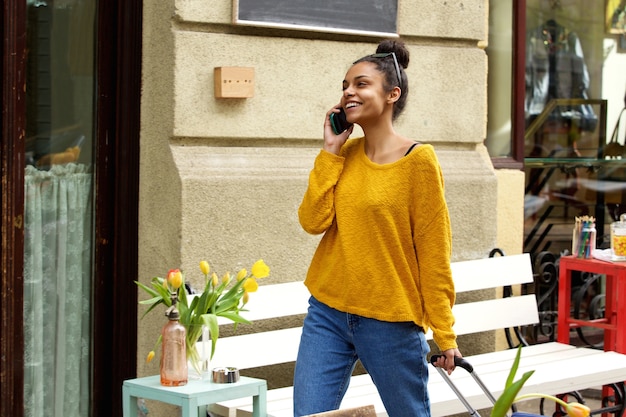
[{"xmin": 233, "ymin": 0, "xmax": 398, "ymax": 37}]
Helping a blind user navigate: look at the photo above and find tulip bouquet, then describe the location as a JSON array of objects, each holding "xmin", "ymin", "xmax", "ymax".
[
  {"xmin": 491, "ymin": 347, "xmax": 590, "ymax": 417},
  {"xmin": 135, "ymin": 259, "xmax": 270, "ymax": 374}
]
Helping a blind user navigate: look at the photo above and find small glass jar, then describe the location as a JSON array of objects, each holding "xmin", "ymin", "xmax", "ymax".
[
  {"xmin": 583, "ymin": 223, "xmax": 597, "ymax": 258},
  {"xmin": 611, "ymin": 213, "xmax": 626, "ymax": 261},
  {"xmin": 579, "ymin": 222, "xmax": 596, "ymax": 259},
  {"xmin": 573, "ymin": 217, "xmax": 596, "ymax": 259}
]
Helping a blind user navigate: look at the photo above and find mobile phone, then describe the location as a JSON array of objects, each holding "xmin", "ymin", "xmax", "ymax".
[{"xmin": 329, "ymin": 108, "xmax": 353, "ymax": 135}]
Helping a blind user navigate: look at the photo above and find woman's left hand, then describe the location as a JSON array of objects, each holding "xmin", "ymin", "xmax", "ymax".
[{"xmin": 433, "ymin": 348, "xmax": 462, "ymax": 375}]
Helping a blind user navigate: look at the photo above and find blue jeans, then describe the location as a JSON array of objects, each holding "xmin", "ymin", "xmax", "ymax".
[{"xmin": 293, "ymin": 296, "xmax": 431, "ymax": 417}]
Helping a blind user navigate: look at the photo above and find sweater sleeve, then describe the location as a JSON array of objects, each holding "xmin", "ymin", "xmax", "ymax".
[
  {"xmin": 413, "ymin": 157, "xmax": 457, "ymax": 351},
  {"xmin": 298, "ymin": 150, "xmax": 345, "ymax": 235}
]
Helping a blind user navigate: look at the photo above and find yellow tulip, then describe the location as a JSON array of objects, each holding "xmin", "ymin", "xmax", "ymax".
[
  {"xmin": 236, "ymin": 269, "xmax": 247, "ymax": 281},
  {"xmin": 222, "ymin": 272, "xmax": 231, "ymax": 285},
  {"xmin": 514, "ymin": 395, "xmax": 590, "ymax": 417},
  {"xmin": 200, "ymin": 260, "xmax": 210, "ymax": 275},
  {"xmin": 243, "ymin": 278, "xmax": 259, "ymax": 293},
  {"xmin": 565, "ymin": 403, "xmax": 590, "ymax": 417},
  {"xmin": 167, "ymin": 269, "xmax": 183, "ymax": 289},
  {"xmin": 251, "ymin": 259, "xmax": 270, "ymax": 278},
  {"xmin": 146, "ymin": 350, "xmax": 155, "ymax": 363},
  {"xmin": 243, "ymin": 291, "xmax": 250, "ymax": 305},
  {"xmin": 211, "ymin": 272, "xmax": 219, "ymax": 287}
]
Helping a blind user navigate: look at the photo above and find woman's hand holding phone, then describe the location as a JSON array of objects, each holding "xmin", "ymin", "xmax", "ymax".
[
  {"xmin": 323, "ymin": 105, "xmax": 353, "ymax": 155},
  {"xmin": 330, "ymin": 107, "xmax": 352, "ymax": 135}
]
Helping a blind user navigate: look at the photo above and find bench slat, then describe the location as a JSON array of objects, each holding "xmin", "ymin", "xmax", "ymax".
[
  {"xmin": 210, "ymin": 295, "xmax": 539, "ymax": 369},
  {"xmin": 216, "ymin": 253, "xmax": 534, "ymax": 325},
  {"xmin": 448, "ymin": 295, "xmax": 539, "ymax": 336},
  {"xmin": 227, "ymin": 281, "xmax": 309, "ymax": 323},
  {"xmin": 451, "ymin": 253, "xmax": 533, "ymax": 292},
  {"xmin": 210, "ymin": 327, "xmax": 302, "ymax": 369}
]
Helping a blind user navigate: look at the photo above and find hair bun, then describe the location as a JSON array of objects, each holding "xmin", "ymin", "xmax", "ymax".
[{"xmin": 375, "ymin": 39, "xmax": 409, "ymax": 69}]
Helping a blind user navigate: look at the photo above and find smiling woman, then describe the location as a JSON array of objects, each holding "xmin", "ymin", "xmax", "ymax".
[{"xmin": 294, "ymin": 38, "xmax": 461, "ymax": 417}]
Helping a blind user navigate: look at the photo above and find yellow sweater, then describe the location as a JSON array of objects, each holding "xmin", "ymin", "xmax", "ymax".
[{"xmin": 298, "ymin": 137, "xmax": 457, "ymax": 351}]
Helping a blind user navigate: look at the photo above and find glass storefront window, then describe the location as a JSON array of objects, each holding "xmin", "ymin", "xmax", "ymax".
[
  {"xmin": 524, "ymin": 0, "xmax": 626, "ymax": 255},
  {"xmin": 487, "ymin": 0, "xmax": 626, "ymax": 256}
]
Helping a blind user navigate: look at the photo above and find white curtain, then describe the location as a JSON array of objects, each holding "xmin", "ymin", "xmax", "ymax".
[{"xmin": 23, "ymin": 163, "xmax": 93, "ymax": 417}]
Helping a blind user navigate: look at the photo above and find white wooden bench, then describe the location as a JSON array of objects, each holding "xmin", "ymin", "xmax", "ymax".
[{"xmin": 205, "ymin": 253, "xmax": 626, "ymax": 417}]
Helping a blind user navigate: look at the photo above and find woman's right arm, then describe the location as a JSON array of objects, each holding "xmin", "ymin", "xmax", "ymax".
[
  {"xmin": 298, "ymin": 150, "xmax": 344, "ymax": 235},
  {"xmin": 298, "ymin": 106, "xmax": 352, "ymax": 234}
]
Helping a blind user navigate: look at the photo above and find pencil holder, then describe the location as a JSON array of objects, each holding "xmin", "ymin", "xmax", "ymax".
[{"xmin": 573, "ymin": 216, "xmax": 596, "ymax": 259}]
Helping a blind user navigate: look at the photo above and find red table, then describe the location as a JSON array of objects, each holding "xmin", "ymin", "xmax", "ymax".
[
  {"xmin": 558, "ymin": 256, "xmax": 626, "ymax": 416},
  {"xmin": 558, "ymin": 256, "xmax": 626, "ymax": 353}
]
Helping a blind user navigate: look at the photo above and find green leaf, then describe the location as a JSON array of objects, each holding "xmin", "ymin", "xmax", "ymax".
[
  {"xmin": 218, "ymin": 311, "xmax": 252, "ymax": 324},
  {"xmin": 135, "ymin": 281, "xmax": 161, "ymax": 298},
  {"xmin": 188, "ymin": 294, "xmax": 199, "ymax": 313},
  {"xmin": 201, "ymin": 314, "xmax": 220, "ymax": 359},
  {"xmin": 140, "ymin": 301, "xmax": 164, "ymax": 319},
  {"xmin": 178, "ymin": 285, "xmax": 188, "ymax": 307},
  {"xmin": 215, "ymin": 297, "xmax": 240, "ymax": 314},
  {"xmin": 196, "ymin": 290, "xmax": 212, "ymax": 315},
  {"xmin": 150, "ymin": 281, "xmax": 172, "ymax": 307},
  {"xmin": 491, "ymin": 370, "xmax": 535, "ymax": 417},
  {"xmin": 221, "ymin": 278, "xmax": 247, "ymax": 299},
  {"xmin": 178, "ymin": 300, "xmax": 191, "ymax": 324},
  {"xmin": 138, "ymin": 296, "xmax": 163, "ymax": 306},
  {"xmin": 505, "ymin": 346, "xmax": 523, "ymax": 389}
]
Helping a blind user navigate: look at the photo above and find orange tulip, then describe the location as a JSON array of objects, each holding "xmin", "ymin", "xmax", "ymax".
[{"xmin": 167, "ymin": 269, "xmax": 183, "ymax": 289}]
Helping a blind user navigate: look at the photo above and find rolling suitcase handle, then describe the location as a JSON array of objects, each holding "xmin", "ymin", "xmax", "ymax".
[{"xmin": 430, "ymin": 355, "xmax": 501, "ymax": 417}]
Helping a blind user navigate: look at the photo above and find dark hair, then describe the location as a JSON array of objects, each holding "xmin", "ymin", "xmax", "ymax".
[{"xmin": 353, "ymin": 39, "xmax": 410, "ymax": 121}]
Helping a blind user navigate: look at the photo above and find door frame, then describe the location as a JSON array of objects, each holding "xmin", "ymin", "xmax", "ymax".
[
  {"xmin": 1, "ymin": 0, "xmax": 27, "ymax": 412},
  {"xmin": 92, "ymin": 1, "xmax": 142, "ymax": 415}
]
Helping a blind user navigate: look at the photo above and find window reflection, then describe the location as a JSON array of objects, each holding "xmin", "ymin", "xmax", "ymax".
[
  {"xmin": 23, "ymin": 1, "xmax": 95, "ymax": 416},
  {"xmin": 522, "ymin": 0, "xmax": 626, "ymax": 255}
]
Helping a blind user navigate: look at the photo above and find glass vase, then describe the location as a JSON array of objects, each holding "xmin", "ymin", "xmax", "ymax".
[{"xmin": 186, "ymin": 324, "xmax": 210, "ymax": 380}]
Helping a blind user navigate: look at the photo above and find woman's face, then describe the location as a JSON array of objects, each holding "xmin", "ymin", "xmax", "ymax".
[{"xmin": 341, "ymin": 61, "xmax": 393, "ymax": 126}]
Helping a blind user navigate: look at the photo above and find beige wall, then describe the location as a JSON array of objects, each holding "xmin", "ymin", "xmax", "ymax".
[
  {"xmin": 137, "ymin": 0, "xmax": 523, "ymax": 410},
  {"xmin": 496, "ymin": 169, "xmax": 525, "ymax": 256}
]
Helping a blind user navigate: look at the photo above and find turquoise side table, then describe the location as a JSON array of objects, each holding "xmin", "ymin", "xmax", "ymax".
[{"xmin": 122, "ymin": 375, "xmax": 267, "ymax": 417}]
